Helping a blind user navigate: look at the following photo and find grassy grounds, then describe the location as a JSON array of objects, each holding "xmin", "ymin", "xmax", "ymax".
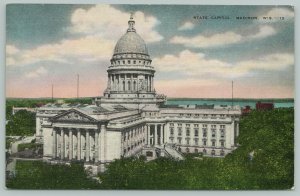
[{"xmin": 6, "ymin": 108, "xmax": 294, "ymax": 190}]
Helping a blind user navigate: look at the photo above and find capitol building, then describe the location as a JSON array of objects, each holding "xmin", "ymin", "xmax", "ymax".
[{"xmin": 36, "ymin": 16, "xmax": 241, "ymax": 173}]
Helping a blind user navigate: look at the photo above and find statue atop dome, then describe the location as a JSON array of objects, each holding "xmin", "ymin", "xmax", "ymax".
[{"xmin": 127, "ymin": 13, "xmax": 136, "ymax": 32}]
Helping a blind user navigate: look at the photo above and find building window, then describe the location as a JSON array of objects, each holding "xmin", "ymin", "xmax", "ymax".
[
  {"xmin": 123, "ymin": 60, "xmax": 125, "ymax": 64},
  {"xmin": 194, "ymin": 138, "xmax": 199, "ymax": 145},
  {"xmin": 203, "ymin": 114, "xmax": 208, "ymax": 119},
  {"xmin": 212, "ymin": 141, "xmax": 216, "ymax": 147},
  {"xmin": 178, "ymin": 147, "xmax": 181, "ymax": 152},
  {"xmin": 178, "ymin": 128, "xmax": 182, "ymax": 136},
  {"xmin": 128, "ymin": 60, "xmax": 131, "ymax": 64},
  {"xmin": 178, "ymin": 138, "xmax": 182, "ymax": 144},
  {"xmin": 220, "ymin": 150, "xmax": 225, "ymax": 156},
  {"xmin": 203, "ymin": 129, "xmax": 207, "ymax": 137},
  {"xmin": 212, "ymin": 130, "xmax": 216, "ymax": 138},
  {"xmin": 170, "ymin": 128, "xmax": 174, "ymax": 135},
  {"xmin": 186, "ymin": 124, "xmax": 190, "ymax": 127},
  {"xmin": 194, "ymin": 129, "xmax": 199, "ymax": 137},
  {"xmin": 186, "ymin": 148, "xmax": 190, "ymax": 153},
  {"xmin": 194, "ymin": 148, "xmax": 198, "ymax": 153},
  {"xmin": 170, "ymin": 123, "xmax": 174, "ymax": 127},
  {"xmin": 203, "ymin": 140, "xmax": 207, "ymax": 146},
  {"xmin": 203, "ymin": 149, "xmax": 207, "ymax": 154},
  {"xmin": 133, "ymin": 60, "xmax": 136, "ymax": 64},
  {"xmin": 220, "ymin": 114, "xmax": 225, "ymax": 119},
  {"xmin": 186, "ymin": 138, "xmax": 190, "ymax": 145},
  {"xmin": 211, "ymin": 114, "xmax": 217, "ymax": 119},
  {"xmin": 220, "ymin": 141, "xmax": 225, "ymax": 147},
  {"xmin": 178, "ymin": 123, "xmax": 182, "ymax": 127},
  {"xmin": 186, "ymin": 128, "xmax": 190, "ymax": 136},
  {"xmin": 220, "ymin": 130, "xmax": 225, "ymax": 138},
  {"xmin": 170, "ymin": 138, "xmax": 174, "ymax": 143},
  {"xmin": 194, "ymin": 124, "xmax": 199, "ymax": 128},
  {"xmin": 211, "ymin": 150, "xmax": 215, "ymax": 156}
]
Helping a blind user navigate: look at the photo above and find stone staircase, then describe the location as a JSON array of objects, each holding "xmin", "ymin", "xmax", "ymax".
[{"xmin": 163, "ymin": 146, "xmax": 184, "ymax": 160}]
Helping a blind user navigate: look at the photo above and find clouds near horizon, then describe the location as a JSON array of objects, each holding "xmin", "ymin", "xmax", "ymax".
[{"xmin": 6, "ymin": 5, "xmax": 294, "ymax": 98}]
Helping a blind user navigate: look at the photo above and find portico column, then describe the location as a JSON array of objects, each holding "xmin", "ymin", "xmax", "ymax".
[
  {"xmin": 124, "ymin": 74, "xmax": 127, "ymax": 91},
  {"xmin": 69, "ymin": 129, "xmax": 73, "ymax": 160},
  {"xmin": 60, "ymin": 129, "xmax": 65, "ymax": 159},
  {"xmin": 100, "ymin": 124, "xmax": 106, "ymax": 162},
  {"xmin": 86, "ymin": 130, "xmax": 90, "ymax": 162},
  {"xmin": 230, "ymin": 121, "xmax": 235, "ymax": 147},
  {"xmin": 118, "ymin": 75, "xmax": 121, "ymax": 92},
  {"xmin": 95, "ymin": 130, "xmax": 99, "ymax": 162},
  {"xmin": 150, "ymin": 76, "xmax": 153, "ymax": 91},
  {"xmin": 113, "ymin": 75, "xmax": 116, "ymax": 91},
  {"xmin": 160, "ymin": 124, "xmax": 163, "ymax": 145},
  {"xmin": 146, "ymin": 125, "xmax": 149, "ymax": 146},
  {"xmin": 52, "ymin": 129, "xmax": 57, "ymax": 158},
  {"xmin": 236, "ymin": 122, "xmax": 239, "ymax": 137},
  {"xmin": 77, "ymin": 129, "xmax": 81, "ymax": 160},
  {"xmin": 131, "ymin": 74, "xmax": 133, "ymax": 92},
  {"xmin": 154, "ymin": 124, "xmax": 157, "ymax": 145}
]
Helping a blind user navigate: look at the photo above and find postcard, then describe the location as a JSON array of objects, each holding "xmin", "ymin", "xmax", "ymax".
[{"xmin": 5, "ymin": 4, "xmax": 294, "ymax": 190}]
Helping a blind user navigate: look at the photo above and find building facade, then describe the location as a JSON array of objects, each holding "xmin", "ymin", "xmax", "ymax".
[{"xmin": 36, "ymin": 16, "xmax": 241, "ymax": 172}]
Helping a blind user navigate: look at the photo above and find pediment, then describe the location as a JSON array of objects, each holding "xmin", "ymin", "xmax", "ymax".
[{"xmin": 51, "ymin": 109, "xmax": 97, "ymax": 123}]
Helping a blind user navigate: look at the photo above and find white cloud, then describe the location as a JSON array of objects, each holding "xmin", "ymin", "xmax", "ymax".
[
  {"xmin": 6, "ymin": 45, "xmax": 20, "ymax": 55},
  {"xmin": 69, "ymin": 5, "xmax": 163, "ymax": 43},
  {"xmin": 170, "ymin": 25, "xmax": 276, "ymax": 48},
  {"xmin": 6, "ymin": 5, "xmax": 163, "ymax": 67},
  {"xmin": 178, "ymin": 22, "xmax": 195, "ymax": 31},
  {"xmin": 25, "ymin": 66, "xmax": 48, "ymax": 78},
  {"xmin": 154, "ymin": 50, "xmax": 293, "ymax": 78},
  {"xmin": 6, "ymin": 35, "xmax": 115, "ymax": 67}
]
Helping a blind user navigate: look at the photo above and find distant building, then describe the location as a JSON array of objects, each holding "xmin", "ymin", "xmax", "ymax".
[
  {"xmin": 242, "ymin": 105, "xmax": 251, "ymax": 115},
  {"xmin": 256, "ymin": 102, "xmax": 274, "ymax": 110},
  {"xmin": 36, "ymin": 16, "xmax": 241, "ymax": 173}
]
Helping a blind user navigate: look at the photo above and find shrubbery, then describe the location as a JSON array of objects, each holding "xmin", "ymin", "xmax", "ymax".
[{"xmin": 6, "ymin": 108, "xmax": 294, "ymax": 190}]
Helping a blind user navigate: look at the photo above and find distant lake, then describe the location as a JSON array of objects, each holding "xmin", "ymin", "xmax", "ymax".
[{"xmin": 165, "ymin": 99, "xmax": 294, "ymax": 108}]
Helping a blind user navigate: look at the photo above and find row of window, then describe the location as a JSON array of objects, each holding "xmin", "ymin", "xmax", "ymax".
[
  {"xmin": 113, "ymin": 53, "xmax": 149, "ymax": 59},
  {"xmin": 112, "ymin": 59, "xmax": 151, "ymax": 65},
  {"xmin": 177, "ymin": 113, "xmax": 228, "ymax": 118},
  {"xmin": 170, "ymin": 137, "xmax": 225, "ymax": 147},
  {"xmin": 170, "ymin": 128, "xmax": 226, "ymax": 138},
  {"xmin": 170, "ymin": 123, "xmax": 226, "ymax": 129},
  {"xmin": 178, "ymin": 147, "xmax": 226, "ymax": 156}
]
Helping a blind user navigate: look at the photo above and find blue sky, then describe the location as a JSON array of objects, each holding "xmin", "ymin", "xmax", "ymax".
[{"xmin": 6, "ymin": 4, "xmax": 294, "ymax": 98}]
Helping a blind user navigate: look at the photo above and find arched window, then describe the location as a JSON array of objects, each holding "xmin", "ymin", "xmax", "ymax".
[
  {"xmin": 220, "ymin": 150, "xmax": 225, "ymax": 156},
  {"xmin": 123, "ymin": 81, "xmax": 125, "ymax": 91},
  {"xmin": 128, "ymin": 81, "xmax": 131, "ymax": 91},
  {"xmin": 211, "ymin": 150, "xmax": 215, "ymax": 156}
]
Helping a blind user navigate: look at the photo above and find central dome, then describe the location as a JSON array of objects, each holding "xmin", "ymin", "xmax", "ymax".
[{"xmin": 114, "ymin": 32, "xmax": 148, "ymax": 55}]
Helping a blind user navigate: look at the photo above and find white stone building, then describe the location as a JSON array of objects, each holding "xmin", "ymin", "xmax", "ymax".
[{"xmin": 36, "ymin": 16, "xmax": 241, "ymax": 172}]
